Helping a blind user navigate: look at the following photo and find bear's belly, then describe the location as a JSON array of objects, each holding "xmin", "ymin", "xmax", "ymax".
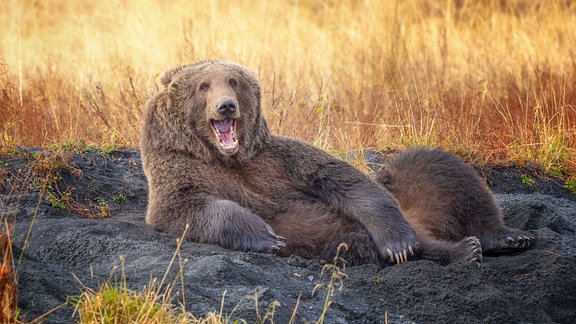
[{"xmin": 267, "ymin": 202, "xmax": 358, "ymax": 259}]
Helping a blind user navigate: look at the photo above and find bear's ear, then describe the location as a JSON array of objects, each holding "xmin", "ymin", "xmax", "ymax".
[{"xmin": 159, "ymin": 65, "xmax": 186, "ymax": 87}]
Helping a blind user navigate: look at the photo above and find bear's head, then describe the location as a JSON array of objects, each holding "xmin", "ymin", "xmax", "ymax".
[{"xmin": 141, "ymin": 61, "xmax": 271, "ymax": 163}]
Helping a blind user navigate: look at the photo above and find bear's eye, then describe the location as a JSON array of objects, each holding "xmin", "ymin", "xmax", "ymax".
[
  {"xmin": 229, "ymin": 78, "xmax": 238, "ymax": 87},
  {"xmin": 199, "ymin": 82, "xmax": 210, "ymax": 91}
]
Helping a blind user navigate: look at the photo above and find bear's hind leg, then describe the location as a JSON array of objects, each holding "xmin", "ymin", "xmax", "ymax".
[{"xmin": 463, "ymin": 212, "xmax": 535, "ymax": 253}]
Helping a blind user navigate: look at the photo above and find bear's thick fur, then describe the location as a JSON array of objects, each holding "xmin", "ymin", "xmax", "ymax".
[
  {"xmin": 375, "ymin": 147, "xmax": 534, "ymax": 255},
  {"xmin": 140, "ymin": 61, "xmax": 483, "ymax": 266}
]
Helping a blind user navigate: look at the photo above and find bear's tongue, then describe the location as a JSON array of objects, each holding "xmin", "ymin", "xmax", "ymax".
[
  {"xmin": 213, "ymin": 118, "xmax": 234, "ymax": 134},
  {"xmin": 210, "ymin": 118, "xmax": 238, "ymax": 150}
]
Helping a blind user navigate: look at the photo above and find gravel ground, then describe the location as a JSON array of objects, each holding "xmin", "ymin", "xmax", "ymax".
[{"xmin": 1, "ymin": 149, "xmax": 575, "ymax": 323}]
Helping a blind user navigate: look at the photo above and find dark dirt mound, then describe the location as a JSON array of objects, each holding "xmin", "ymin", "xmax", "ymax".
[{"xmin": 1, "ymin": 149, "xmax": 575, "ymax": 323}]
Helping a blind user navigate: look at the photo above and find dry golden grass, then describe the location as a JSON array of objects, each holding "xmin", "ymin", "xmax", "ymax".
[{"xmin": 1, "ymin": 0, "xmax": 575, "ymax": 170}]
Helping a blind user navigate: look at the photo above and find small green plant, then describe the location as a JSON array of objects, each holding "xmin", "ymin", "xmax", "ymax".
[
  {"xmin": 549, "ymin": 168, "xmax": 565, "ymax": 178},
  {"xmin": 113, "ymin": 193, "xmax": 127, "ymax": 205},
  {"xmin": 99, "ymin": 143, "xmax": 124, "ymax": 155},
  {"xmin": 47, "ymin": 190, "xmax": 67, "ymax": 211},
  {"xmin": 520, "ymin": 174, "xmax": 535, "ymax": 186},
  {"xmin": 49, "ymin": 140, "xmax": 96, "ymax": 153},
  {"xmin": 5, "ymin": 149, "xmax": 19, "ymax": 156},
  {"xmin": 564, "ymin": 176, "xmax": 576, "ymax": 194},
  {"xmin": 99, "ymin": 130, "xmax": 126, "ymax": 155},
  {"xmin": 94, "ymin": 197, "xmax": 108, "ymax": 207}
]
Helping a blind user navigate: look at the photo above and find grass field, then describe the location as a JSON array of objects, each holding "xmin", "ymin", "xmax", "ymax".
[{"xmin": 1, "ymin": 0, "xmax": 575, "ymax": 171}]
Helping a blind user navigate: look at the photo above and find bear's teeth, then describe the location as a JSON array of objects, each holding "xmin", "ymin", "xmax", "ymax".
[{"xmin": 210, "ymin": 118, "xmax": 238, "ymax": 151}]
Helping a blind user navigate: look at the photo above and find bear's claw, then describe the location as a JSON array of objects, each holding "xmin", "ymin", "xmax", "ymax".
[
  {"xmin": 505, "ymin": 235, "xmax": 533, "ymax": 249},
  {"xmin": 484, "ymin": 230, "xmax": 535, "ymax": 252},
  {"xmin": 452, "ymin": 236, "xmax": 482, "ymax": 267},
  {"xmin": 386, "ymin": 244, "xmax": 415, "ymax": 264}
]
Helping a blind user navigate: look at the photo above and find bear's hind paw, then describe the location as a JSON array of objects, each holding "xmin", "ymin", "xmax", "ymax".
[{"xmin": 453, "ymin": 236, "xmax": 483, "ymax": 267}]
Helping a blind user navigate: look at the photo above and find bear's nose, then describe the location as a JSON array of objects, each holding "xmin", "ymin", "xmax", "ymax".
[{"xmin": 216, "ymin": 98, "xmax": 238, "ymax": 115}]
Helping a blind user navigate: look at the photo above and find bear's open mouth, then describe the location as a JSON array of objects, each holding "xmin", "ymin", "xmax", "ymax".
[{"xmin": 210, "ymin": 118, "xmax": 238, "ymax": 153}]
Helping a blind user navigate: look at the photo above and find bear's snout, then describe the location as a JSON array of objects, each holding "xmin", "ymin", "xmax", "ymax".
[{"xmin": 216, "ymin": 98, "xmax": 238, "ymax": 116}]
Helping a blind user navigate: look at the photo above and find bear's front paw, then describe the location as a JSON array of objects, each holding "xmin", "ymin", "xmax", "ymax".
[
  {"xmin": 383, "ymin": 241, "xmax": 418, "ymax": 265},
  {"xmin": 256, "ymin": 226, "xmax": 286, "ymax": 253},
  {"xmin": 220, "ymin": 212, "xmax": 286, "ymax": 253},
  {"xmin": 377, "ymin": 234, "xmax": 419, "ymax": 265}
]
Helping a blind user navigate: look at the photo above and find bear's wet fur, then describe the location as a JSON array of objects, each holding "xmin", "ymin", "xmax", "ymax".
[{"xmin": 140, "ymin": 61, "xmax": 492, "ymax": 266}]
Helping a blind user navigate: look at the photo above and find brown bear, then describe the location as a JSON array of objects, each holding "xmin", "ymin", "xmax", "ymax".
[
  {"xmin": 140, "ymin": 61, "xmax": 482, "ymax": 266},
  {"xmin": 375, "ymin": 147, "xmax": 534, "ymax": 255}
]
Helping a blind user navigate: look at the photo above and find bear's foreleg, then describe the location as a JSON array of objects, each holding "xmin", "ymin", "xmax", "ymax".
[{"xmin": 147, "ymin": 195, "xmax": 285, "ymax": 253}]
